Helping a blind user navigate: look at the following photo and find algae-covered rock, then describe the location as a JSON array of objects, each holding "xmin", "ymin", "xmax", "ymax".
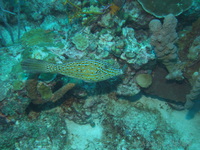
[
  {"xmin": 187, "ymin": 36, "xmax": 200, "ymax": 60},
  {"xmin": 0, "ymin": 112, "xmax": 67, "ymax": 150},
  {"xmin": 72, "ymin": 33, "xmax": 89, "ymax": 51},
  {"xmin": 13, "ymin": 80, "xmax": 25, "ymax": 91},
  {"xmin": 21, "ymin": 28, "xmax": 63, "ymax": 48}
]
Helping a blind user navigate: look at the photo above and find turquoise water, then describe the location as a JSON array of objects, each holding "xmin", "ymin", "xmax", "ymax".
[{"xmin": 0, "ymin": 0, "xmax": 200, "ymax": 149}]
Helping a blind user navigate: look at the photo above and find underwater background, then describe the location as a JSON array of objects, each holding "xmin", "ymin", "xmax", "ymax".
[{"xmin": 0, "ymin": 0, "xmax": 200, "ymax": 149}]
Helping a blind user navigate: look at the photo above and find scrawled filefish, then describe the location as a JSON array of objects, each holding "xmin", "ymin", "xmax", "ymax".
[{"xmin": 21, "ymin": 59, "xmax": 123, "ymax": 82}]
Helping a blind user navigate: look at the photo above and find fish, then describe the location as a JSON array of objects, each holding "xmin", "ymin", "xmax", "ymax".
[{"xmin": 21, "ymin": 59, "xmax": 123, "ymax": 82}]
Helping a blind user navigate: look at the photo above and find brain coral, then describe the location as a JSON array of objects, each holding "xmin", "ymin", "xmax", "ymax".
[
  {"xmin": 136, "ymin": 73, "xmax": 152, "ymax": 88},
  {"xmin": 137, "ymin": 0, "xmax": 193, "ymax": 18}
]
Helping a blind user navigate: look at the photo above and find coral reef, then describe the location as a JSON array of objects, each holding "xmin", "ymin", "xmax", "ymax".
[
  {"xmin": 72, "ymin": 33, "xmax": 89, "ymax": 51},
  {"xmin": 137, "ymin": 0, "xmax": 193, "ymax": 18},
  {"xmin": 25, "ymin": 75, "xmax": 75, "ymax": 104},
  {"xmin": 0, "ymin": 82, "xmax": 12, "ymax": 101},
  {"xmin": 135, "ymin": 73, "xmax": 152, "ymax": 88},
  {"xmin": 187, "ymin": 36, "xmax": 200, "ymax": 60},
  {"xmin": 91, "ymin": 30, "xmax": 114, "ymax": 59},
  {"xmin": 20, "ymin": 29, "xmax": 59, "ymax": 47},
  {"xmin": 149, "ymin": 14, "xmax": 183, "ymax": 80},
  {"xmin": 98, "ymin": 13, "xmax": 114, "ymax": 28},
  {"xmin": 185, "ymin": 72, "xmax": 200, "ymax": 109},
  {"xmin": 122, "ymin": 1, "xmax": 154, "ymax": 28},
  {"xmin": 1, "ymin": 0, "xmax": 200, "ymax": 149},
  {"xmin": 51, "ymin": 83, "xmax": 75, "ymax": 102},
  {"xmin": 178, "ymin": 17, "xmax": 200, "ymax": 60},
  {"xmin": 143, "ymin": 66, "xmax": 191, "ymax": 103},
  {"xmin": 120, "ymin": 27, "xmax": 155, "ymax": 68},
  {"xmin": 116, "ymin": 70, "xmax": 140, "ymax": 96},
  {"xmin": 0, "ymin": 111, "xmax": 67, "ymax": 150}
]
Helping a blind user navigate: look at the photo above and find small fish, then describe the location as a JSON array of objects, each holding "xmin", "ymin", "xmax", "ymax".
[{"xmin": 21, "ymin": 59, "xmax": 123, "ymax": 82}]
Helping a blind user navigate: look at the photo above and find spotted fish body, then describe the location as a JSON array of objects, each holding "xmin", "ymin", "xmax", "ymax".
[{"xmin": 21, "ymin": 59, "xmax": 123, "ymax": 82}]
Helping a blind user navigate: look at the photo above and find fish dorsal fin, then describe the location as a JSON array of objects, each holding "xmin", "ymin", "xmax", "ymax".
[{"xmin": 62, "ymin": 58, "xmax": 93, "ymax": 63}]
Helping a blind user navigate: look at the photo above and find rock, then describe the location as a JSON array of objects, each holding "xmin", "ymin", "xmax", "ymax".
[{"xmin": 143, "ymin": 66, "xmax": 191, "ymax": 103}]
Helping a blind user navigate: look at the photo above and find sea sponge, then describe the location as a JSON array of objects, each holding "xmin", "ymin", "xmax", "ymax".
[
  {"xmin": 136, "ymin": 73, "xmax": 152, "ymax": 88},
  {"xmin": 72, "ymin": 33, "xmax": 89, "ymax": 51}
]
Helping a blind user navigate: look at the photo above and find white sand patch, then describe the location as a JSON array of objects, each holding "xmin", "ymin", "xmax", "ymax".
[
  {"xmin": 140, "ymin": 96, "xmax": 200, "ymax": 149},
  {"xmin": 65, "ymin": 119, "xmax": 103, "ymax": 150}
]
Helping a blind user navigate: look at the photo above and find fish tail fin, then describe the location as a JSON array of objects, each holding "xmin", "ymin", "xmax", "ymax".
[{"xmin": 21, "ymin": 59, "xmax": 53, "ymax": 73}]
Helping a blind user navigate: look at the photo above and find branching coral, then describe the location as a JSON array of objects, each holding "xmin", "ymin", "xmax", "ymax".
[
  {"xmin": 25, "ymin": 74, "xmax": 75, "ymax": 104},
  {"xmin": 50, "ymin": 83, "xmax": 75, "ymax": 102}
]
